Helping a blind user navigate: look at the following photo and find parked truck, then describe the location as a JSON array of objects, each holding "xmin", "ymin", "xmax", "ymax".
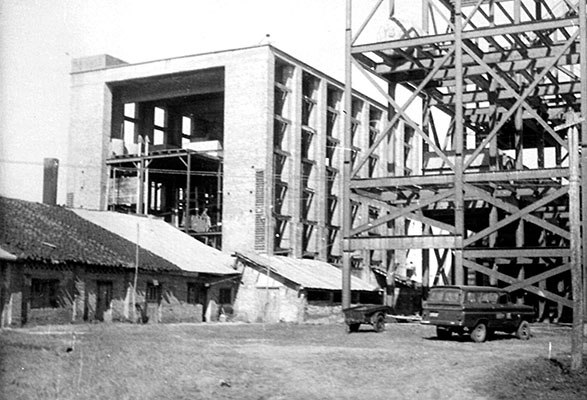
[{"xmin": 421, "ymin": 285, "xmax": 535, "ymax": 343}]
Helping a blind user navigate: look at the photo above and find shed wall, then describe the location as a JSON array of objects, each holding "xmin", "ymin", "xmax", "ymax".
[{"xmin": 0, "ymin": 261, "xmax": 236, "ymax": 327}]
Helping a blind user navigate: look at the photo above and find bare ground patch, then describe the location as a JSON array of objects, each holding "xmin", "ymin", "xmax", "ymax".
[{"xmin": 0, "ymin": 322, "xmax": 585, "ymax": 399}]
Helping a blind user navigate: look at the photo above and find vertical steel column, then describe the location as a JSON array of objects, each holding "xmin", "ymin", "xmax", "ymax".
[
  {"xmin": 421, "ymin": 0, "xmax": 428, "ymax": 34},
  {"xmin": 574, "ymin": 0, "xmax": 587, "ymax": 371},
  {"xmin": 185, "ymin": 152, "xmax": 192, "ymax": 234},
  {"xmin": 217, "ymin": 162, "xmax": 222, "ymax": 226},
  {"xmin": 342, "ymin": 0, "xmax": 353, "ymax": 309},
  {"xmin": 104, "ymin": 165, "xmax": 111, "ymax": 211},
  {"xmin": 136, "ymin": 157, "xmax": 144, "ymax": 214},
  {"xmin": 579, "ymin": 0, "xmax": 587, "ymax": 323},
  {"xmin": 422, "ymin": 100, "xmax": 430, "ymax": 295},
  {"xmin": 454, "ymin": 0, "xmax": 465, "ymax": 285},
  {"xmin": 568, "ymin": 112, "xmax": 583, "ymax": 371}
]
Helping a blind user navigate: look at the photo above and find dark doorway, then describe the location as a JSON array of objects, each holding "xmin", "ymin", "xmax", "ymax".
[
  {"xmin": 96, "ymin": 281, "xmax": 113, "ymax": 321},
  {"xmin": 198, "ymin": 284, "xmax": 209, "ymax": 321},
  {"xmin": 188, "ymin": 282, "xmax": 208, "ymax": 321}
]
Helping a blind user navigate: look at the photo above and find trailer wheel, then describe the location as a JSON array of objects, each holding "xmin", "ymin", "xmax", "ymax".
[
  {"xmin": 516, "ymin": 320, "xmax": 531, "ymax": 340},
  {"xmin": 347, "ymin": 323, "xmax": 360, "ymax": 333},
  {"xmin": 373, "ymin": 313, "xmax": 386, "ymax": 333}
]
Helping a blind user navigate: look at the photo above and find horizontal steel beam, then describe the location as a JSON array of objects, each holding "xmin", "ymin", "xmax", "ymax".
[
  {"xmin": 351, "ymin": 18, "xmax": 578, "ymax": 54},
  {"xmin": 345, "ymin": 235, "xmax": 460, "ymax": 250},
  {"xmin": 377, "ymin": 52, "xmax": 579, "ymax": 86},
  {"xmin": 440, "ymin": 82, "xmax": 581, "ymax": 105},
  {"xmin": 376, "ymin": 43, "xmax": 577, "ymax": 75},
  {"xmin": 350, "ymin": 168, "xmax": 568, "ymax": 190},
  {"xmin": 463, "ymin": 248, "xmax": 570, "ymax": 258}
]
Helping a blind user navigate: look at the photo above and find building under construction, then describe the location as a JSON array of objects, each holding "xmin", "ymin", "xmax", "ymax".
[
  {"xmin": 66, "ymin": 0, "xmax": 586, "ymax": 320},
  {"xmin": 343, "ymin": 0, "xmax": 586, "ymax": 320},
  {"xmin": 66, "ymin": 45, "xmax": 402, "ymax": 289}
]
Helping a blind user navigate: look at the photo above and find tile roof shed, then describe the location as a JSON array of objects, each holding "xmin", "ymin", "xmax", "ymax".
[
  {"xmin": 73, "ymin": 210, "xmax": 237, "ymax": 276},
  {"xmin": 0, "ymin": 196, "xmax": 179, "ymax": 271},
  {"xmin": 235, "ymin": 251, "xmax": 379, "ymax": 291}
]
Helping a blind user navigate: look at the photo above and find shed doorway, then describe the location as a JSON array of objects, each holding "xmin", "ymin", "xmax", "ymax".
[{"xmin": 96, "ymin": 281, "xmax": 113, "ymax": 321}]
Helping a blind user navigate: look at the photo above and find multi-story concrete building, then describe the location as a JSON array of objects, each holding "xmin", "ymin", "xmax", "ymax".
[{"xmin": 67, "ymin": 45, "xmax": 418, "ymax": 284}]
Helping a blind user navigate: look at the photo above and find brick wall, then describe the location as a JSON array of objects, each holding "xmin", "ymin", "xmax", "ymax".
[
  {"xmin": 222, "ymin": 48, "xmax": 273, "ymax": 254},
  {"xmin": 1, "ymin": 261, "xmax": 237, "ymax": 326}
]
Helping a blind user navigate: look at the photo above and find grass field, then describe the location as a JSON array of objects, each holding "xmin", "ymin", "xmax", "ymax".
[{"xmin": 1, "ymin": 321, "xmax": 586, "ymax": 400}]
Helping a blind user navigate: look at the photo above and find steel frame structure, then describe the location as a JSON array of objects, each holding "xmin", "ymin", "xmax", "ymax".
[{"xmin": 343, "ymin": 0, "xmax": 587, "ymax": 329}]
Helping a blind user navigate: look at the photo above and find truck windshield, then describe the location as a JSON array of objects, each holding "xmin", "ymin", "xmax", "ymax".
[{"xmin": 428, "ymin": 289, "xmax": 461, "ymax": 303}]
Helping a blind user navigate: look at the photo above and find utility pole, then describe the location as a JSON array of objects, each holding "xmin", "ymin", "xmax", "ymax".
[
  {"xmin": 557, "ymin": 110, "xmax": 584, "ymax": 371},
  {"xmin": 342, "ymin": 0, "xmax": 352, "ymax": 310}
]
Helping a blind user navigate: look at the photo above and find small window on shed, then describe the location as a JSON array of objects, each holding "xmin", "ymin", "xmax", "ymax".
[
  {"xmin": 146, "ymin": 281, "xmax": 162, "ymax": 303},
  {"xmin": 187, "ymin": 283, "xmax": 198, "ymax": 304},
  {"xmin": 307, "ymin": 290, "xmax": 331, "ymax": 302},
  {"xmin": 31, "ymin": 279, "xmax": 60, "ymax": 309}
]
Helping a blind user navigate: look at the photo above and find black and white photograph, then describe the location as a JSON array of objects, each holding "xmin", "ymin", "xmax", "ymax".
[{"xmin": 1, "ymin": 1, "xmax": 586, "ymax": 398}]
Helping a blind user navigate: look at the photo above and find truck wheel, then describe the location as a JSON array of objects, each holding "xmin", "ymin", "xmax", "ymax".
[
  {"xmin": 471, "ymin": 323, "xmax": 487, "ymax": 343},
  {"xmin": 347, "ymin": 323, "xmax": 360, "ymax": 333},
  {"xmin": 516, "ymin": 320, "xmax": 531, "ymax": 340},
  {"xmin": 373, "ymin": 313, "xmax": 386, "ymax": 333},
  {"xmin": 436, "ymin": 326, "xmax": 452, "ymax": 340}
]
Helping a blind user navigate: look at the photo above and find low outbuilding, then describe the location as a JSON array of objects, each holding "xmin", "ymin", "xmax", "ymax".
[
  {"xmin": 233, "ymin": 252, "xmax": 381, "ymax": 323},
  {"xmin": 73, "ymin": 209, "xmax": 240, "ymax": 321},
  {"xmin": 0, "ymin": 197, "xmax": 238, "ymax": 327}
]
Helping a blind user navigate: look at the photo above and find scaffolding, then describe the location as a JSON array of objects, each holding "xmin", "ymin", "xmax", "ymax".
[{"xmin": 343, "ymin": 0, "xmax": 586, "ymax": 336}]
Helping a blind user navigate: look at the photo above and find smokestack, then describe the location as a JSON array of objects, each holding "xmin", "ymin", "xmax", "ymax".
[{"xmin": 43, "ymin": 158, "xmax": 59, "ymax": 206}]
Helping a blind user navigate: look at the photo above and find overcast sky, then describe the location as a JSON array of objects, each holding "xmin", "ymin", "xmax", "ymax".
[{"xmin": 0, "ymin": 0, "xmax": 417, "ymax": 204}]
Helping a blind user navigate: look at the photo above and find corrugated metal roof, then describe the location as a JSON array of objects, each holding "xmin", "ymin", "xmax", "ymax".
[
  {"xmin": 74, "ymin": 210, "xmax": 237, "ymax": 276},
  {"xmin": 235, "ymin": 252, "xmax": 378, "ymax": 291},
  {"xmin": 0, "ymin": 196, "xmax": 179, "ymax": 271}
]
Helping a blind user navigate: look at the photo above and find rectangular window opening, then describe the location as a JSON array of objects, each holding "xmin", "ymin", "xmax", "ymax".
[
  {"xmin": 31, "ymin": 279, "xmax": 60, "ymax": 309},
  {"xmin": 146, "ymin": 281, "xmax": 162, "ymax": 303}
]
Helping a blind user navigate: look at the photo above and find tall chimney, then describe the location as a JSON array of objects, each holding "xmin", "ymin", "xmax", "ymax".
[{"xmin": 43, "ymin": 158, "xmax": 59, "ymax": 205}]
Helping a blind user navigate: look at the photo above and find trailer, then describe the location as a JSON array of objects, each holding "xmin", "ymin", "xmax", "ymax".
[{"xmin": 343, "ymin": 304, "xmax": 393, "ymax": 333}]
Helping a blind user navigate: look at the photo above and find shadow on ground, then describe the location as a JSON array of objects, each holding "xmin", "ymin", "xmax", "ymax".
[{"xmin": 475, "ymin": 355, "xmax": 587, "ymax": 400}]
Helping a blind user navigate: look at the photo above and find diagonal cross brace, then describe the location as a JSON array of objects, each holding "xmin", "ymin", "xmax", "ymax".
[
  {"xmin": 465, "ymin": 184, "xmax": 570, "ymax": 241},
  {"xmin": 352, "ymin": 190, "xmax": 458, "ymax": 234},
  {"xmin": 351, "ymin": 55, "xmax": 456, "ymax": 177},
  {"xmin": 505, "ymin": 263, "xmax": 571, "ymax": 292},
  {"xmin": 350, "ymin": 189, "xmax": 454, "ymax": 236},
  {"xmin": 463, "ymin": 259, "xmax": 573, "ymax": 307},
  {"xmin": 464, "ymin": 185, "xmax": 570, "ymax": 246},
  {"xmin": 461, "ymin": 30, "xmax": 578, "ymax": 169}
]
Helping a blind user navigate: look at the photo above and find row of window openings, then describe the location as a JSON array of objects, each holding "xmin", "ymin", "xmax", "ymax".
[
  {"xmin": 275, "ymin": 132, "xmax": 412, "ymax": 177},
  {"xmin": 271, "ymin": 219, "xmax": 319, "ymax": 255},
  {"xmin": 274, "ymin": 120, "xmax": 338, "ymax": 168},
  {"xmin": 273, "ymin": 184, "xmax": 338, "ymax": 220},
  {"xmin": 29, "ymin": 279, "xmax": 231, "ymax": 309},
  {"xmin": 122, "ymin": 104, "xmax": 214, "ymax": 150},
  {"xmin": 272, "ymin": 186, "xmax": 315, "ymax": 219},
  {"xmin": 275, "ymin": 61, "xmax": 343, "ymax": 109},
  {"xmin": 274, "ymin": 72, "xmax": 383, "ymax": 150},
  {"xmin": 272, "ymin": 223, "xmax": 340, "ymax": 257},
  {"xmin": 272, "ymin": 214, "xmax": 340, "ymax": 255}
]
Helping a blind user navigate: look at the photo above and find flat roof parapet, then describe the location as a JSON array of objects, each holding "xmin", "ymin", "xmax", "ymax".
[{"xmin": 72, "ymin": 54, "xmax": 128, "ymax": 73}]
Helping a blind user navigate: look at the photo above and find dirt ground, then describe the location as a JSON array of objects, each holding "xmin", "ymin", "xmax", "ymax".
[{"xmin": 0, "ymin": 321, "xmax": 586, "ymax": 400}]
